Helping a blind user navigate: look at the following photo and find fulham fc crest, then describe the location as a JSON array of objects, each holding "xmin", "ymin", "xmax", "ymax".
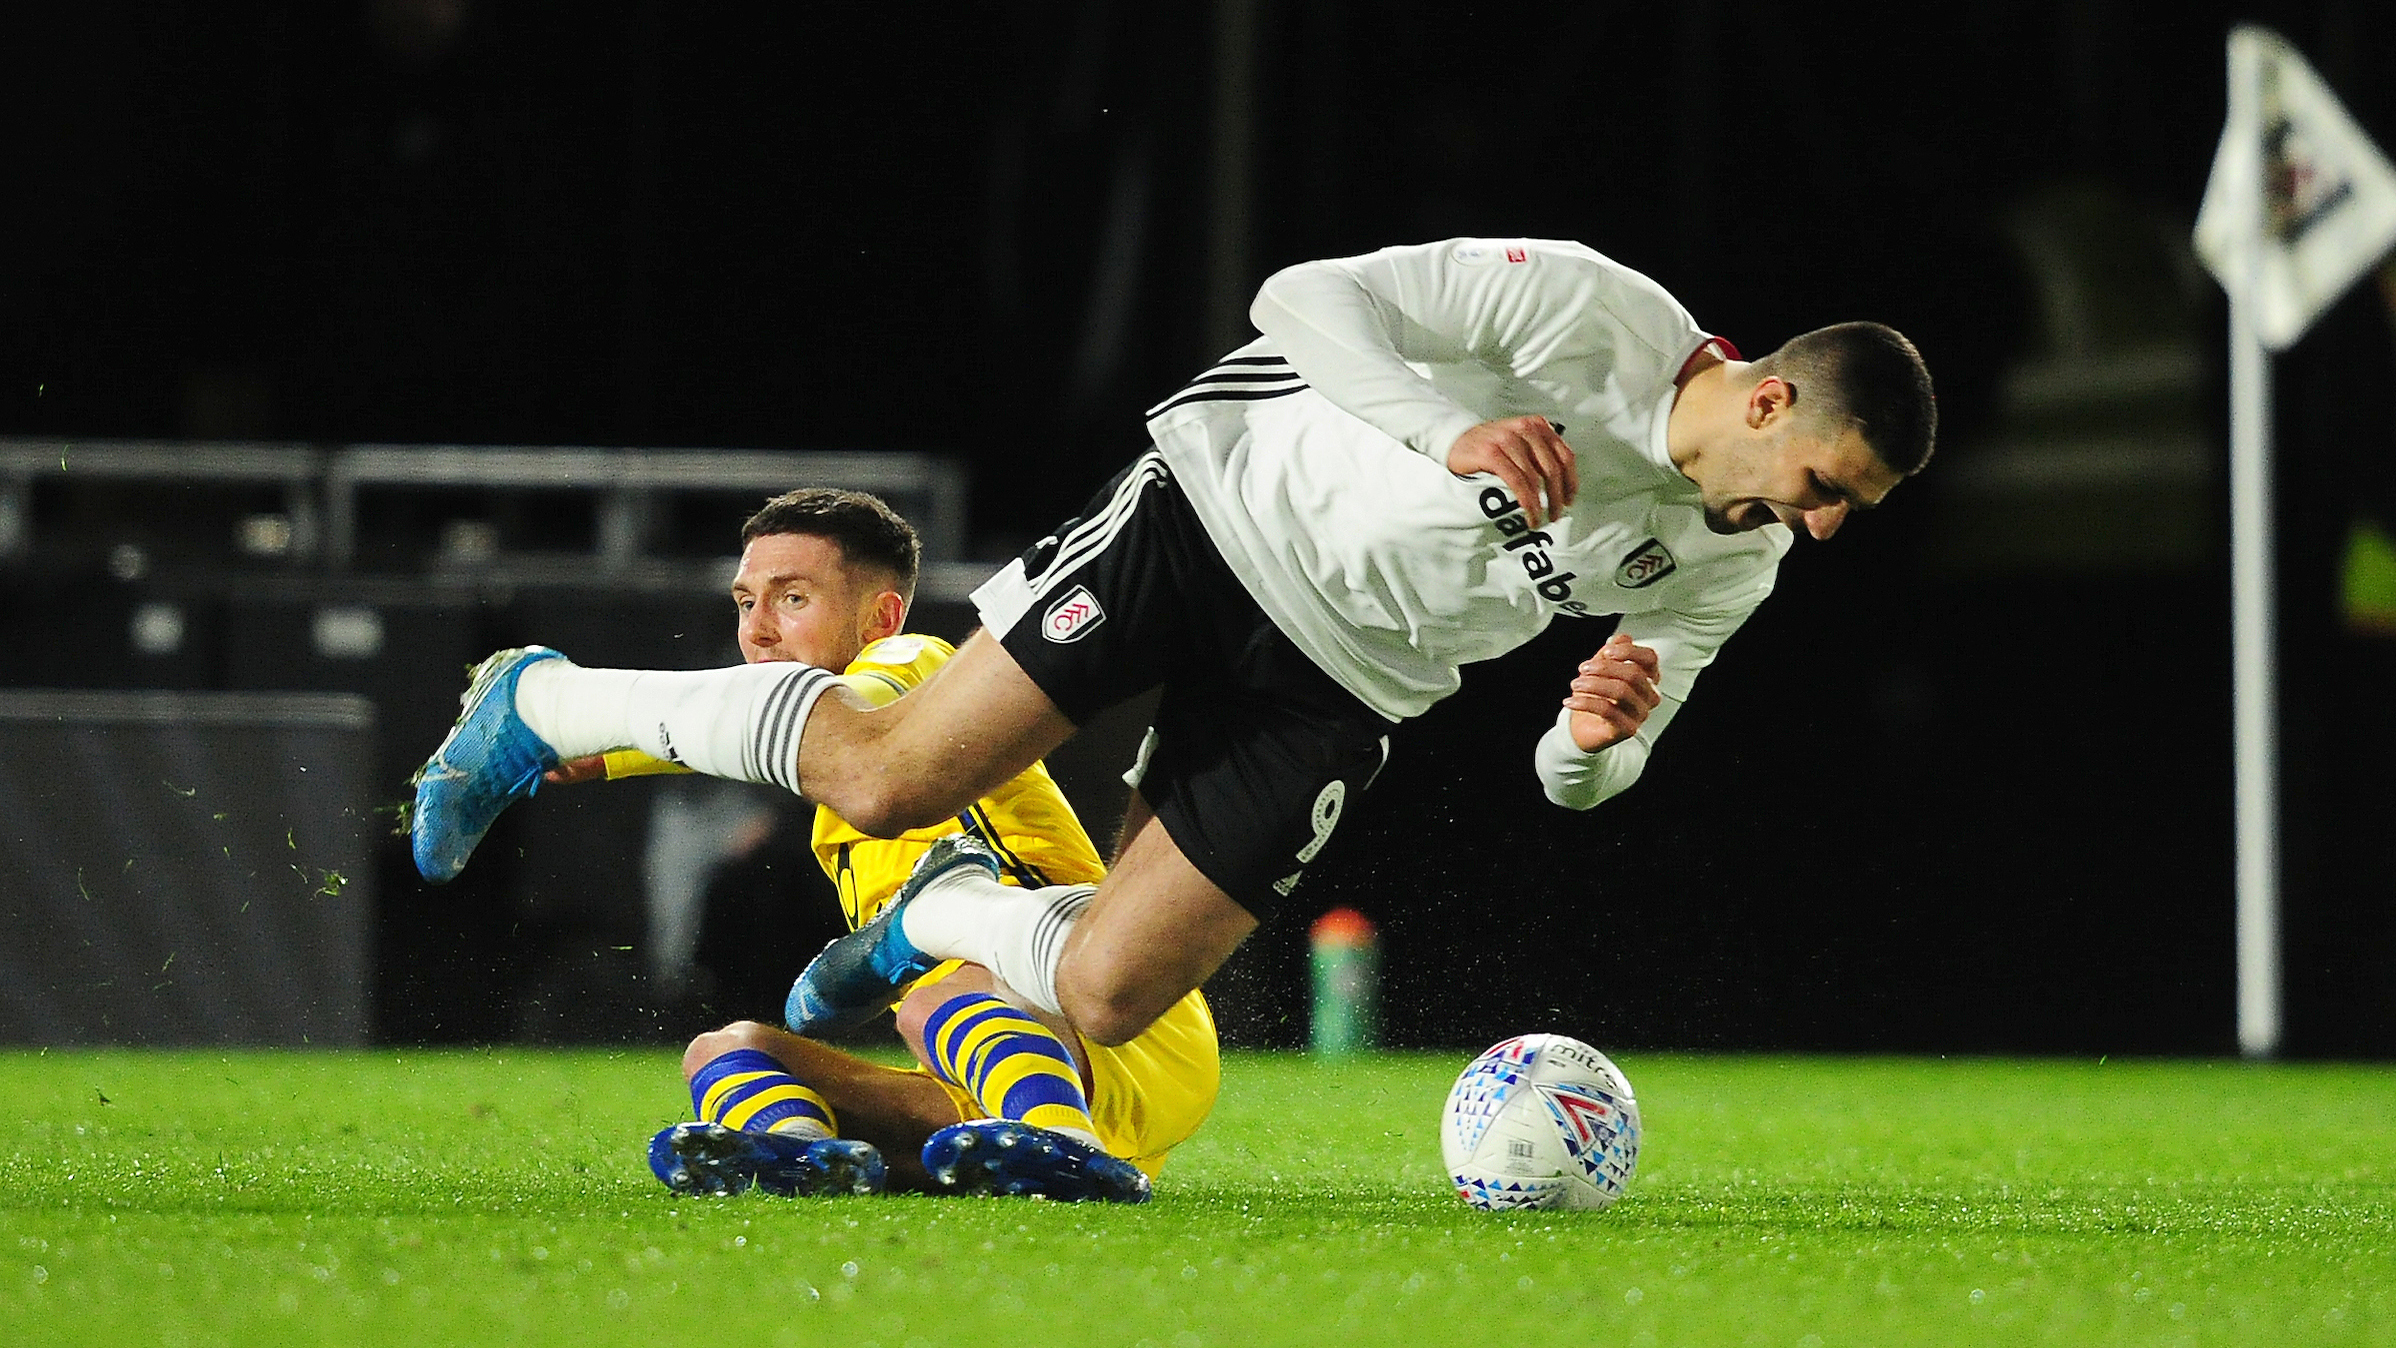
[
  {"xmin": 1041, "ymin": 586, "xmax": 1106, "ymax": 643},
  {"xmin": 1614, "ymin": 539, "xmax": 1676, "ymax": 589}
]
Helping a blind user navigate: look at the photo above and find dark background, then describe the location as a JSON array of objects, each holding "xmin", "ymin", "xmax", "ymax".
[{"xmin": 3, "ymin": 1, "xmax": 2392, "ymax": 1055}]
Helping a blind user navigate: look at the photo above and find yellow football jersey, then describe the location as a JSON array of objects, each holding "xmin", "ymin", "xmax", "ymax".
[{"xmin": 810, "ymin": 634, "xmax": 1106, "ymax": 928}]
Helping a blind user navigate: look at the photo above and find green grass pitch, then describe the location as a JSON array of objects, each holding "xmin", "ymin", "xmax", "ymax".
[{"xmin": 4, "ymin": 1049, "xmax": 2391, "ymax": 1346}]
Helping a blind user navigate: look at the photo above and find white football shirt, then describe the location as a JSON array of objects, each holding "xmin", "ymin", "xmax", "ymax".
[{"xmin": 1146, "ymin": 238, "xmax": 1791, "ymax": 808}]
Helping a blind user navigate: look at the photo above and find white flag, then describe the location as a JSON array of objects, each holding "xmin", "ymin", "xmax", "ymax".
[{"xmin": 2194, "ymin": 26, "xmax": 2396, "ymax": 351}]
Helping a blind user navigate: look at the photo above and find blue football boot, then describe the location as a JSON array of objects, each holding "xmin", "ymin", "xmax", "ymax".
[
  {"xmin": 409, "ymin": 646, "xmax": 566, "ymax": 884},
  {"xmin": 922, "ymin": 1119, "xmax": 1151, "ymax": 1204},
  {"xmin": 783, "ymin": 833, "xmax": 1001, "ymax": 1035},
  {"xmin": 647, "ymin": 1122, "xmax": 886, "ymax": 1198}
]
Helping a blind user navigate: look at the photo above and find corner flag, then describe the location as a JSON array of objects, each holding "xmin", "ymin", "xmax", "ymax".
[
  {"xmin": 2191, "ymin": 27, "xmax": 2396, "ymax": 1057},
  {"xmin": 2194, "ymin": 25, "xmax": 2396, "ymax": 351}
]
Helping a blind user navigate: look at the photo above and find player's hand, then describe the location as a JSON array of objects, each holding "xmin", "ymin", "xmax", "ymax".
[
  {"xmin": 544, "ymin": 754, "xmax": 608, "ymax": 786},
  {"xmin": 1447, "ymin": 415, "xmax": 1579, "ymax": 529},
  {"xmin": 1564, "ymin": 633, "xmax": 1661, "ymax": 752}
]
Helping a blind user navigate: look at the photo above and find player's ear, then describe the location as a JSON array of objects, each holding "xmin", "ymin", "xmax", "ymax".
[
  {"xmin": 1753, "ymin": 368, "xmax": 1801, "ymax": 426},
  {"xmin": 1747, "ymin": 375, "xmax": 1793, "ymax": 429},
  {"xmin": 861, "ymin": 588, "xmax": 907, "ymax": 644}
]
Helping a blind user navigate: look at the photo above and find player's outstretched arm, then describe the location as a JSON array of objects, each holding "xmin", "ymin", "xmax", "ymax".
[
  {"xmin": 1541, "ymin": 561, "xmax": 1772, "ymax": 809},
  {"xmin": 545, "ymin": 749, "xmax": 690, "ymax": 786},
  {"xmin": 547, "ymin": 754, "xmax": 607, "ymax": 785},
  {"xmin": 1535, "ymin": 633, "xmax": 1682, "ymax": 811}
]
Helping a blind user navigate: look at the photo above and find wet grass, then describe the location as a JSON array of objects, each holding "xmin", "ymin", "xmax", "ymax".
[{"xmin": 3, "ymin": 1049, "xmax": 2391, "ymax": 1346}]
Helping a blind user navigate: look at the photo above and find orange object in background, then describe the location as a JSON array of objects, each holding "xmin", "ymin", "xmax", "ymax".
[{"xmin": 1309, "ymin": 907, "xmax": 1379, "ymax": 1056}]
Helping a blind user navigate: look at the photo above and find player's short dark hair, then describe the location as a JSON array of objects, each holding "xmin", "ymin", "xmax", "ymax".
[
  {"xmin": 1752, "ymin": 322, "xmax": 1937, "ymax": 475},
  {"xmin": 740, "ymin": 488, "xmax": 921, "ymax": 600}
]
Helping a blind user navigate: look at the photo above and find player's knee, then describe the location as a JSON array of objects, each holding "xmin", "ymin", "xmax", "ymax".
[
  {"xmin": 831, "ymin": 788, "xmax": 906, "ymax": 839},
  {"xmin": 1055, "ymin": 968, "xmax": 1163, "ymax": 1049},
  {"xmin": 681, "ymin": 1021, "xmax": 774, "ymax": 1079},
  {"xmin": 891, "ymin": 985, "xmax": 942, "ymax": 1054},
  {"xmin": 835, "ymin": 779, "xmax": 950, "ymax": 840}
]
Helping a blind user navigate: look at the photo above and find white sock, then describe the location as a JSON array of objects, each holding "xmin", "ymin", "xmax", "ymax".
[
  {"xmin": 515, "ymin": 658, "xmax": 835, "ymax": 792},
  {"xmin": 900, "ymin": 868, "xmax": 1095, "ymax": 1018},
  {"xmin": 514, "ymin": 660, "xmax": 640, "ymax": 757}
]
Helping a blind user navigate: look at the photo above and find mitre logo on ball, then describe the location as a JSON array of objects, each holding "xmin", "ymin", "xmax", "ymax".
[{"xmin": 1041, "ymin": 586, "xmax": 1106, "ymax": 643}]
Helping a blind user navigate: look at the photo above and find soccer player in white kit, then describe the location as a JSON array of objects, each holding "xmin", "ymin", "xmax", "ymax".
[{"xmin": 412, "ymin": 237, "xmax": 1935, "ymax": 1056}]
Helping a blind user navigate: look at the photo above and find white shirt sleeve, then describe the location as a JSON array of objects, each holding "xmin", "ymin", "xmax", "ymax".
[
  {"xmin": 1535, "ymin": 692, "xmax": 1681, "ymax": 810},
  {"xmin": 1533, "ymin": 562, "xmax": 1775, "ymax": 808},
  {"xmin": 1249, "ymin": 238, "xmax": 1687, "ymax": 463}
]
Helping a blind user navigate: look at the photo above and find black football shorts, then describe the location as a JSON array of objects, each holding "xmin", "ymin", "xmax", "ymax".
[{"xmin": 973, "ymin": 449, "xmax": 1394, "ymax": 919}]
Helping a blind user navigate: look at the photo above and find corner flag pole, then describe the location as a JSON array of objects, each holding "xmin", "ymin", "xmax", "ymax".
[
  {"xmin": 2226, "ymin": 276, "xmax": 2281, "ymax": 1059},
  {"xmin": 2196, "ymin": 26, "xmax": 2396, "ymax": 1057}
]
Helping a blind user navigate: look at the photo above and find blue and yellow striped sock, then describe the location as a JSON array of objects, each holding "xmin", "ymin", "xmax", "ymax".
[
  {"xmin": 689, "ymin": 1048, "xmax": 837, "ymax": 1140},
  {"xmin": 924, "ymin": 992, "xmax": 1099, "ymax": 1144}
]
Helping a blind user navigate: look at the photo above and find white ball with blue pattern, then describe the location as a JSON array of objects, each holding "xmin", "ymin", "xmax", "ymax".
[{"xmin": 1440, "ymin": 1033, "xmax": 1640, "ymax": 1211}]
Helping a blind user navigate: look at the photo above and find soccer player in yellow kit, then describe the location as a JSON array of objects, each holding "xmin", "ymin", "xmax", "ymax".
[{"xmin": 529, "ymin": 488, "xmax": 1217, "ymax": 1201}]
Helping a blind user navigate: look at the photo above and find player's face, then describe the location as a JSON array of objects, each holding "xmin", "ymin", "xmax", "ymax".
[
  {"xmin": 1697, "ymin": 423, "xmax": 1902, "ymax": 540},
  {"xmin": 731, "ymin": 532, "xmax": 883, "ymax": 668}
]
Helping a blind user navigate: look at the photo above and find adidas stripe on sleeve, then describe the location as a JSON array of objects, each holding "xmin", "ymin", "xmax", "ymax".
[{"xmin": 1145, "ymin": 355, "xmax": 1309, "ymax": 420}]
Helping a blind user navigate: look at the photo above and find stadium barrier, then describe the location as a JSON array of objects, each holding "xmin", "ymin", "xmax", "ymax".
[{"xmin": 0, "ymin": 690, "xmax": 376, "ymax": 1046}]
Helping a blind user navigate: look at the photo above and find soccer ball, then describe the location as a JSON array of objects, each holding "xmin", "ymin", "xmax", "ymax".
[{"xmin": 1440, "ymin": 1033, "xmax": 1640, "ymax": 1211}]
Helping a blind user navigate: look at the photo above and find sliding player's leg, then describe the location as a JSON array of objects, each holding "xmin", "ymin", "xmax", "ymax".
[
  {"xmin": 784, "ymin": 802, "xmax": 1254, "ymax": 1048},
  {"xmin": 891, "ymin": 965, "xmax": 1092, "ymax": 1124},
  {"xmin": 889, "ymin": 966, "xmax": 1151, "ymax": 1203},
  {"xmin": 654, "ymin": 1021, "xmax": 969, "ymax": 1196}
]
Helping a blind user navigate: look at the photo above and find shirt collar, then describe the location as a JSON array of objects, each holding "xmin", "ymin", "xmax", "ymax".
[{"xmin": 1642, "ymin": 335, "xmax": 1737, "ymax": 487}]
